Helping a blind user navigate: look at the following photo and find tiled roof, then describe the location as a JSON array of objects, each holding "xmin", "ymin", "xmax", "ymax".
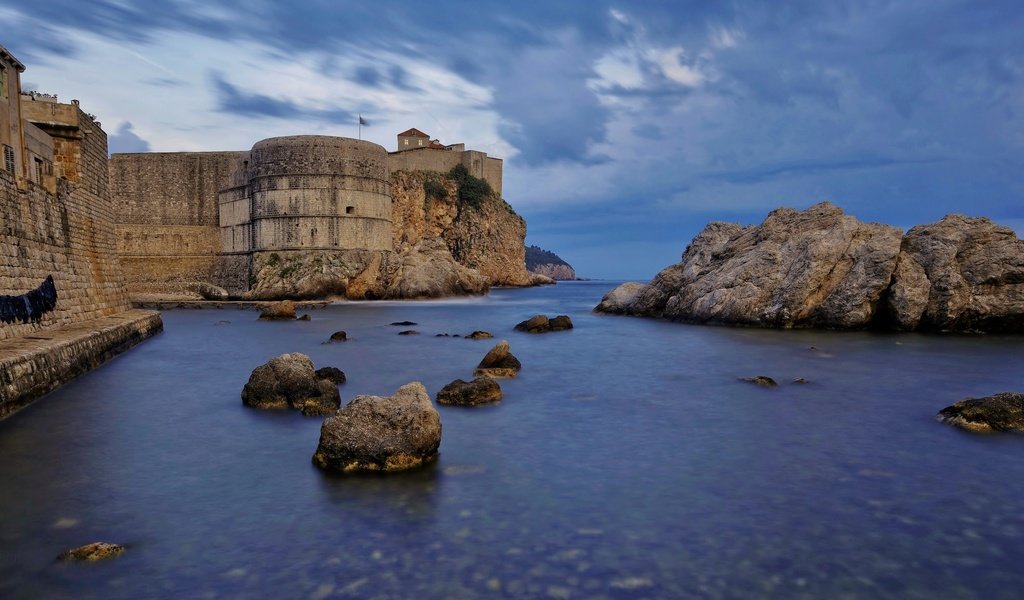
[{"xmin": 397, "ymin": 128, "xmax": 430, "ymax": 138}]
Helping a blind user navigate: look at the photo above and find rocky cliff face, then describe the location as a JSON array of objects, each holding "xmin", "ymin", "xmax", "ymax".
[
  {"xmin": 246, "ymin": 169, "xmax": 532, "ymax": 300},
  {"xmin": 525, "ymin": 245, "xmax": 577, "ymax": 280},
  {"xmin": 596, "ymin": 202, "xmax": 1024, "ymax": 333}
]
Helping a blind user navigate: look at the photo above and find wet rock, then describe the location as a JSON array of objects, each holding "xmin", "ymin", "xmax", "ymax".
[
  {"xmin": 315, "ymin": 367, "xmax": 347, "ymax": 385},
  {"xmin": 312, "ymin": 382, "xmax": 442, "ymax": 473},
  {"xmin": 58, "ymin": 542, "xmax": 124, "ymax": 561},
  {"xmin": 189, "ymin": 281, "xmax": 230, "ymax": 300},
  {"xmin": 515, "ymin": 315, "xmax": 549, "ymax": 333},
  {"xmin": 329, "ymin": 331, "xmax": 347, "ymax": 342},
  {"xmin": 594, "ymin": 282, "xmax": 650, "ymax": 315},
  {"xmin": 398, "ymin": 330, "xmax": 419, "ymax": 336},
  {"xmin": 297, "ymin": 314, "xmax": 311, "ymax": 321},
  {"xmin": 740, "ymin": 376, "xmax": 778, "ymax": 388},
  {"xmin": 467, "ymin": 330, "xmax": 494, "ymax": 339},
  {"xmin": 474, "ymin": 341, "xmax": 522, "ymax": 378},
  {"xmin": 391, "ymin": 321, "xmax": 418, "ymax": 326},
  {"xmin": 792, "ymin": 377, "xmax": 809, "ymax": 384},
  {"xmin": 436, "ymin": 377, "xmax": 503, "ymax": 406},
  {"xmin": 258, "ymin": 300, "xmax": 297, "ymax": 320},
  {"xmin": 435, "ymin": 333, "xmax": 451, "ymax": 337},
  {"xmin": 937, "ymin": 392, "xmax": 1024, "ymax": 433},
  {"xmin": 549, "ymin": 315, "xmax": 574, "ymax": 331},
  {"xmin": 241, "ymin": 353, "xmax": 341, "ymax": 415}
]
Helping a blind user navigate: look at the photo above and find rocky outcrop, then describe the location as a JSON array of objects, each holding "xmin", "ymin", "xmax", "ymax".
[
  {"xmin": 883, "ymin": 216, "xmax": 1024, "ymax": 332},
  {"xmin": 59, "ymin": 542, "xmax": 125, "ymax": 561},
  {"xmin": 315, "ymin": 366, "xmax": 347, "ymax": 385},
  {"xmin": 241, "ymin": 353, "xmax": 341, "ymax": 416},
  {"xmin": 436, "ymin": 377, "xmax": 503, "ymax": 406},
  {"xmin": 244, "ymin": 169, "xmax": 534, "ymax": 300},
  {"xmin": 937, "ymin": 392, "xmax": 1024, "ymax": 433},
  {"xmin": 312, "ymin": 382, "xmax": 442, "ymax": 473},
  {"xmin": 514, "ymin": 314, "xmax": 574, "ymax": 333},
  {"xmin": 258, "ymin": 300, "xmax": 297, "ymax": 320},
  {"xmin": 597, "ymin": 203, "xmax": 1024, "ymax": 333},
  {"xmin": 474, "ymin": 341, "xmax": 522, "ymax": 378},
  {"xmin": 525, "ymin": 245, "xmax": 577, "ymax": 280}
]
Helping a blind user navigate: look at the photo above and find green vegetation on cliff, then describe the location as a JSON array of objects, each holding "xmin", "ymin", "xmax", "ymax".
[{"xmin": 525, "ymin": 245, "xmax": 570, "ymax": 269}]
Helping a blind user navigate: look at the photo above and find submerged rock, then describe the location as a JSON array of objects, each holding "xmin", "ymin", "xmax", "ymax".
[
  {"xmin": 436, "ymin": 377, "xmax": 503, "ymax": 406},
  {"xmin": 312, "ymin": 382, "xmax": 442, "ymax": 473},
  {"xmin": 937, "ymin": 392, "xmax": 1024, "ymax": 433},
  {"xmin": 328, "ymin": 331, "xmax": 348, "ymax": 342},
  {"xmin": 391, "ymin": 321, "xmax": 418, "ymax": 326},
  {"xmin": 514, "ymin": 314, "xmax": 574, "ymax": 333},
  {"xmin": 241, "ymin": 353, "xmax": 341, "ymax": 416},
  {"xmin": 467, "ymin": 330, "xmax": 494, "ymax": 339},
  {"xmin": 398, "ymin": 330, "xmax": 419, "ymax": 336},
  {"xmin": 315, "ymin": 366, "xmax": 347, "ymax": 385},
  {"xmin": 258, "ymin": 300, "xmax": 297, "ymax": 321},
  {"xmin": 474, "ymin": 341, "xmax": 522, "ymax": 378},
  {"xmin": 58, "ymin": 542, "xmax": 125, "ymax": 561},
  {"xmin": 740, "ymin": 376, "xmax": 778, "ymax": 388}
]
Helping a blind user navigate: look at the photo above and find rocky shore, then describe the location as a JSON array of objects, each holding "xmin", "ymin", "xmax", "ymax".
[{"xmin": 596, "ymin": 202, "xmax": 1024, "ymax": 333}]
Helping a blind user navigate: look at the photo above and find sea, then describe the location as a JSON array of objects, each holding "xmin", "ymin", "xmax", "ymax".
[{"xmin": 1, "ymin": 281, "xmax": 1023, "ymax": 599}]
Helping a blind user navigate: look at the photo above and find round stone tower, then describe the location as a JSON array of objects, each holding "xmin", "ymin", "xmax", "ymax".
[{"xmin": 244, "ymin": 135, "xmax": 392, "ymax": 252}]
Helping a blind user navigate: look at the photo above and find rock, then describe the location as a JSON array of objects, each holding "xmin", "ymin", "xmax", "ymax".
[
  {"xmin": 936, "ymin": 392, "xmax": 1024, "ymax": 433},
  {"xmin": 297, "ymin": 314, "xmax": 311, "ymax": 321},
  {"xmin": 884, "ymin": 215, "xmax": 1024, "ymax": 332},
  {"xmin": 515, "ymin": 315, "xmax": 550, "ymax": 333},
  {"xmin": 241, "ymin": 353, "xmax": 341, "ymax": 415},
  {"xmin": 384, "ymin": 238, "xmax": 489, "ymax": 299},
  {"xmin": 594, "ymin": 282, "xmax": 650, "ymax": 315},
  {"xmin": 549, "ymin": 315, "xmax": 573, "ymax": 331},
  {"xmin": 529, "ymin": 273, "xmax": 557, "ymax": 286},
  {"xmin": 189, "ymin": 281, "xmax": 230, "ymax": 300},
  {"xmin": 436, "ymin": 377, "xmax": 503, "ymax": 406},
  {"xmin": 514, "ymin": 314, "xmax": 572, "ymax": 333},
  {"xmin": 474, "ymin": 341, "xmax": 522, "ymax": 378},
  {"xmin": 58, "ymin": 542, "xmax": 125, "ymax": 561},
  {"xmin": 792, "ymin": 377, "xmax": 809, "ymax": 384},
  {"xmin": 258, "ymin": 300, "xmax": 297, "ymax": 320},
  {"xmin": 398, "ymin": 330, "xmax": 419, "ymax": 335},
  {"xmin": 315, "ymin": 367, "xmax": 347, "ymax": 385},
  {"xmin": 329, "ymin": 331, "xmax": 347, "ymax": 342},
  {"xmin": 740, "ymin": 376, "xmax": 778, "ymax": 388},
  {"xmin": 435, "ymin": 333, "xmax": 451, "ymax": 337},
  {"xmin": 467, "ymin": 330, "xmax": 493, "ymax": 339},
  {"xmin": 391, "ymin": 321, "xmax": 418, "ymax": 326},
  {"xmin": 312, "ymin": 382, "xmax": 442, "ymax": 473}
]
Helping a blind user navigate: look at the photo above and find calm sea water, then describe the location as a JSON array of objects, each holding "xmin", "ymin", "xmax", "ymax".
[{"xmin": 2, "ymin": 281, "xmax": 1024, "ymax": 599}]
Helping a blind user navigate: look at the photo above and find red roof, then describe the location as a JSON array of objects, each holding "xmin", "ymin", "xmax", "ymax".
[{"xmin": 397, "ymin": 128, "xmax": 430, "ymax": 138}]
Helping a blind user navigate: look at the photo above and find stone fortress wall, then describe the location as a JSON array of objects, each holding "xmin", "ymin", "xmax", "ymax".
[
  {"xmin": 110, "ymin": 130, "xmax": 504, "ymax": 298},
  {"xmin": 2, "ymin": 99, "xmax": 132, "ymax": 342}
]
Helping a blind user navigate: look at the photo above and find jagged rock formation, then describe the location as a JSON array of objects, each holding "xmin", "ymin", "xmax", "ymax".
[
  {"xmin": 312, "ymin": 382, "xmax": 442, "ymax": 473},
  {"xmin": 474, "ymin": 340, "xmax": 522, "ymax": 378},
  {"xmin": 597, "ymin": 202, "xmax": 1024, "ymax": 333},
  {"xmin": 244, "ymin": 169, "xmax": 533, "ymax": 300},
  {"xmin": 525, "ymin": 245, "xmax": 577, "ymax": 280}
]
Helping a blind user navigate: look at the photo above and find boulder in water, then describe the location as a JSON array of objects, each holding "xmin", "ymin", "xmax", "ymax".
[
  {"xmin": 474, "ymin": 341, "xmax": 522, "ymax": 378},
  {"xmin": 258, "ymin": 300, "xmax": 297, "ymax": 320},
  {"xmin": 241, "ymin": 353, "xmax": 341, "ymax": 415},
  {"xmin": 58, "ymin": 542, "xmax": 125, "ymax": 561},
  {"xmin": 937, "ymin": 392, "xmax": 1024, "ymax": 433},
  {"xmin": 436, "ymin": 377, "xmax": 503, "ymax": 406},
  {"xmin": 312, "ymin": 382, "xmax": 442, "ymax": 473}
]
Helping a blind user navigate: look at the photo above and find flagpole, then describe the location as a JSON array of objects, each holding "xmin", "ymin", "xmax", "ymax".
[{"xmin": 358, "ymin": 114, "xmax": 362, "ymax": 140}]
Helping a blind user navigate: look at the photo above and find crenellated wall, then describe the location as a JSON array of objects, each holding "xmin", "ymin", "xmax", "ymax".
[{"xmin": 387, "ymin": 148, "xmax": 502, "ymax": 196}]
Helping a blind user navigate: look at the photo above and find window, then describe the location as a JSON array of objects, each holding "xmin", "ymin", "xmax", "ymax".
[
  {"xmin": 345, "ymin": 206, "xmax": 354, "ymax": 214},
  {"xmin": 417, "ymin": 139, "xmax": 423, "ymax": 146},
  {"xmin": 3, "ymin": 145, "xmax": 14, "ymax": 174},
  {"xmin": 403, "ymin": 139, "xmax": 409, "ymax": 146},
  {"xmin": 0, "ymin": 66, "xmax": 6, "ymax": 98},
  {"xmin": 34, "ymin": 158, "xmax": 43, "ymax": 182}
]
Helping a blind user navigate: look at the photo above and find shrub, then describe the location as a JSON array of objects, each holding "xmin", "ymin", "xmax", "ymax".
[
  {"xmin": 448, "ymin": 164, "xmax": 493, "ymax": 209},
  {"xmin": 423, "ymin": 177, "xmax": 448, "ymax": 202}
]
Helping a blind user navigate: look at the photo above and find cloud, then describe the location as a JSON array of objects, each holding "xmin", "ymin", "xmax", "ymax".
[
  {"xmin": 108, "ymin": 122, "xmax": 151, "ymax": 154},
  {"xmin": 210, "ymin": 72, "xmax": 354, "ymax": 123}
]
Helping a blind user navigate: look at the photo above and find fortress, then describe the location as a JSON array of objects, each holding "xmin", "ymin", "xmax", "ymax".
[{"xmin": 111, "ymin": 128, "xmax": 505, "ymax": 298}]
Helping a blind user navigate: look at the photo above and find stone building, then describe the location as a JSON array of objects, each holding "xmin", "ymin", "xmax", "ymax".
[{"xmin": 0, "ymin": 42, "xmax": 161, "ymax": 417}]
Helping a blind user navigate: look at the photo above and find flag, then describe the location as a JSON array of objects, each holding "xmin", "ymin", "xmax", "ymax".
[{"xmin": 358, "ymin": 115, "xmax": 368, "ymax": 126}]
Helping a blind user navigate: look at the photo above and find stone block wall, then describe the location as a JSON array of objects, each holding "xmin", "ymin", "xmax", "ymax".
[
  {"xmin": 388, "ymin": 148, "xmax": 503, "ymax": 195},
  {"xmin": 109, "ymin": 151, "xmax": 244, "ymax": 296}
]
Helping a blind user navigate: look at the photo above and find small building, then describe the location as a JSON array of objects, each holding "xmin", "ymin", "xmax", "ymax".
[
  {"xmin": 0, "ymin": 43, "xmax": 26, "ymax": 184},
  {"xmin": 396, "ymin": 127, "xmax": 430, "ymax": 151}
]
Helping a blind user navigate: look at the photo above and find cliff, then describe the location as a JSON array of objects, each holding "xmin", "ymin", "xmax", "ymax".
[
  {"xmin": 246, "ymin": 168, "xmax": 533, "ymax": 300},
  {"xmin": 596, "ymin": 202, "xmax": 1024, "ymax": 333},
  {"xmin": 526, "ymin": 245, "xmax": 577, "ymax": 280}
]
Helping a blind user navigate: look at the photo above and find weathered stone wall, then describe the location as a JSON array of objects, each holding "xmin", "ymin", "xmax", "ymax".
[
  {"xmin": 388, "ymin": 148, "xmax": 503, "ymax": 196},
  {"xmin": 220, "ymin": 136, "xmax": 393, "ymax": 257},
  {"xmin": 0, "ymin": 107, "xmax": 132, "ymax": 342},
  {"xmin": 109, "ymin": 151, "xmax": 244, "ymax": 296}
]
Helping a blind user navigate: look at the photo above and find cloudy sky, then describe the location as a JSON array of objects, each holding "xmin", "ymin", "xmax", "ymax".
[{"xmin": 4, "ymin": 0, "xmax": 1022, "ymax": 279}]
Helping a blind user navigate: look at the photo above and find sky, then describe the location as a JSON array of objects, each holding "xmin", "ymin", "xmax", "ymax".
[{"xmin": 3, "ymin": 0, "xmax": 1022, "ymax": 279}]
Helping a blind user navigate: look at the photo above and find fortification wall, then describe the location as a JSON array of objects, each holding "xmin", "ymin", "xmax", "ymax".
[
  {"xmin": 221, "ymin": 136, "xmax": 393, "ymax": 261},
  {"xmin": 387, "ymin": 148, "xmax": 503, "ymax": 195},
  {"xmin": 0, "ymin": 153, "xmax": 131, "ymax": 341},
  {"xmin": 109, "ymin": 152, "xmax": 244, "ymax": 296}
]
